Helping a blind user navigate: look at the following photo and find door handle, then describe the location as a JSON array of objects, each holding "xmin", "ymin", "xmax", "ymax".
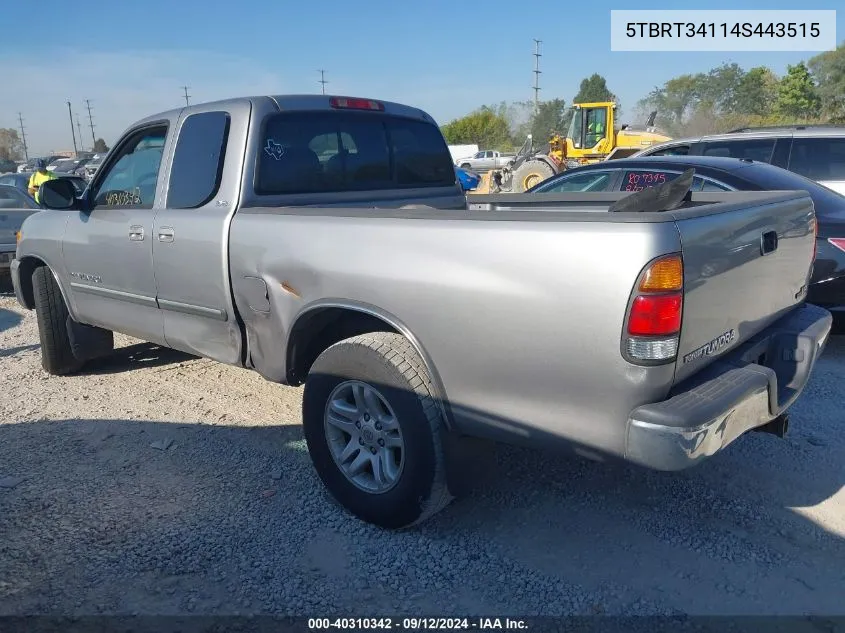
[
  {"xmin": 129, "ymin": 225, "xmax": 144, "ymax": 241},
  {"xmin": 157, "ymin": 227, "xmax": 175, "ymax": 243},
  {"xmin": 761, "ymin": 230, "xmax": 778, "ymax": 255}
]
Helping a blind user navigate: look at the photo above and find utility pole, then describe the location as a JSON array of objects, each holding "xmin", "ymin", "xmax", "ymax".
[
  {"xmin": 182, "ymin": 85, "xmax": 191, "ymax": 106},
  {"xmin": 66, "ymin": 101, "xmax": 78, "ymax": 156},
  {"xmin": 533, "ymin": 39, "xmax": 542, "ymax": 112},
  {"xmin": 318, "ymin": 70, "xmax": 328, "ymax": 95},
  {"xmin": 18, "ymin": 112, "xmax": 29, "ymax": 161},
  {"xmin": 76, "ymin": 116, "xmax": 85, "ymax": 152},
  {"xmin": 85, "ymin": 100, "xmax": 96, "ymax": 148}
]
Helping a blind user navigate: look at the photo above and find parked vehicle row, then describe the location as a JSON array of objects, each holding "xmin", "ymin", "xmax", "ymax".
[
  {"xmin": 13, "ymin": 94, "xmax": 831, "ymax": 530},
  {"xmin": 0, "ymin": 184, "xmax": 39, "ymax": 281}
]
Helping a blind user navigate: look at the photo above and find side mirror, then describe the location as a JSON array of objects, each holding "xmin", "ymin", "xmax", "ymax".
[{"xmin": 39, "ymin": 178, "xmax": 77, "ymax": 210}]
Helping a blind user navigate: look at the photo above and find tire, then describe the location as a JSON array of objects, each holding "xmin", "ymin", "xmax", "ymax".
[
  {"xmin": 511, "ymin": 159, "xmax": 556, "ymax": 193},
  {"xmin": 32, "ymin": 266, "xmax": 83, "ymax": 375},
  {"xmin": 303, "ymin": 332, "xmax": 453, "ymax": 529}
]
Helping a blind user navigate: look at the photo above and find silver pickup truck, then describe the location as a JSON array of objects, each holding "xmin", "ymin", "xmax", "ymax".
[{"xmin": 12, "ymin": 95, "xmax": 832, "ymax": 529}]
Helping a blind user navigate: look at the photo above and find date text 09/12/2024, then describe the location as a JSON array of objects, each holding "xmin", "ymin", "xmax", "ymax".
[
  {"xmin": 625, "ymin": 22, "xmax": 821, "ymax": 39},
  {"xmin": 308, "ymin": 618, "xmax": 529, "ymax": 630}
]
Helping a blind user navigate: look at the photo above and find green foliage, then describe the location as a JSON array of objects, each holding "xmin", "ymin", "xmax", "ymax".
[
  {"xmin": 573, "ymin": 74, "xmax": 617, "ymax": 105},
  {"xmin": 440, "ymin": 106, "xmax": 512, "ymax": 150},
  {"xmin": 0, "ymin": 128, "xmax": 25, "ymax": 161},
  {"xmin": 808, "ymin": 43, "xmax": 845, "ymax": 121},
  {"xmin": 529, "ymin": 99, "xmax": 569, "ymax": 143},
  {"xmin": 733, "ymin": 66, "xmax": 779, "ymax": 116},
  {"xmin": 93, "ymin": 138, "xmax": 109, "ymax": 153},
  {"xmin": 775, "ymin": 62, "xmax": 822, "ymax": 119}
]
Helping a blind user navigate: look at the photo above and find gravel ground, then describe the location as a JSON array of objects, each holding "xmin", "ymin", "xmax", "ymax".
[{"xmin": 1, "ymin": 292, "xmax": 844, "ymax": 618}]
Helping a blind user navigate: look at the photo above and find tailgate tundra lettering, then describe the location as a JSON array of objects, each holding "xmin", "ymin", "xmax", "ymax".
[{"xmin": 683, "ymin": 329, "xmax": 736, "ymax": 364}]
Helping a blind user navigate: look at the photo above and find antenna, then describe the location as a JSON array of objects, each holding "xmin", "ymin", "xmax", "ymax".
[
  {"xmin": 318, "ymin": 69, "xmax": 328, "ymax": 95},
  {"xmin": 533, "ymin": 39, "xmax": 542, "ymax": 111},
  {"xmin": 85, "ymin": 100, "xmax": 96, "ymax": 147},
  {"xmin": 182, "ymin": 85, "xmax": 191, "ymax": 106},
  {"xmin": 18, "ymin": 113, "xmax": 29, "ymax": 161},
  {"xmin": 66, "ymin": 100, "xmax": 78, "ymax": 156}
]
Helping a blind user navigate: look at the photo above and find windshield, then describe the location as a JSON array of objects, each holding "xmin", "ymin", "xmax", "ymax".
[{"xmin": 567, "ymin": 110, "xmax": 582, "ymax": 148}]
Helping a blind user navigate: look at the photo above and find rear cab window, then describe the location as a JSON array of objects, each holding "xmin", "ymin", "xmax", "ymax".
[{"xmin": 255, "ymin": 111, "xmax": 456, "ymax": 195}]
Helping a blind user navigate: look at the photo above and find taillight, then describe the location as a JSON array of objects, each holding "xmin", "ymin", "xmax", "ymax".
[
  {"xmin": 624, "ymin": 254, "xmax": 683, "ymax": 363},
  {"xmin": 329, "ymin": 97, "xmax": 384, "ymax": 111},
  {"xmin": 829, "ymin": 237, "xmax": 845, "ymax": 253}
]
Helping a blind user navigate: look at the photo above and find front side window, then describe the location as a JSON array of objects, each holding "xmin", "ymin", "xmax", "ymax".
[
  {"xmin": 93, "ymin": 125, "xmax": 167, "ymax": 209},
  {"xmin": 256, "ymin": 111, "xmax": 455, "ymax": 195},
  {"xmin": 535, "ymin": 171, "xmax": 614, "ymax": 193},
  {"xmin": 647, "ymin": 144, "xmax": 690, "ymax": 157},
  {"xmin": 584, "ymin": 108, "xmax": 608, "ymax": 149}
]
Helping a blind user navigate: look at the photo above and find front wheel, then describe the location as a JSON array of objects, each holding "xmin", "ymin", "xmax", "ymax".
[
  {"xmin": 302, "ymin": 332, "xmax": 453, "ymax": 529},
  {"xmin": 32, "ymin": 266, "xmax": 83, "ymax": 375},
  {"xmin": 511, "ymin": 159, "xmax": 556, "ymax": 193}
]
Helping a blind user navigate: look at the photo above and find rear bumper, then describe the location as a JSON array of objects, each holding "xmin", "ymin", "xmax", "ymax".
[{"xmin": 625, "ymin": 303, "xmax": 832, "ymax": 471}]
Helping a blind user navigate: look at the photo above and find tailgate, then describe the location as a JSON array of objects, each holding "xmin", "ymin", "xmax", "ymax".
[{"xmin": 673, "ymin": 192, "xmax": 816, "ymax": 383}]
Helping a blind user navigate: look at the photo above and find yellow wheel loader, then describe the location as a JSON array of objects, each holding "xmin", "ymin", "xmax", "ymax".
[{"xmin": 479, "ymin": 102, "xmax": 671, "ymax": 194}]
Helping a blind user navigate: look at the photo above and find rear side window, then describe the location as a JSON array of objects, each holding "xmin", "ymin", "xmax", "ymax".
[
  {"xmin": 788, "ymin": 137, "xmax": 845, "ymax": 182},
  {"xmin": 167, "ymin": 111, "xmax": 230, "ymax": 209},
  {"xmin": 255, "ymin": 111, "xmax": 456, "ymax": 195},
  {"xmin": 619, "ymin": 170, "xmax": 683, "ymax": 192},
  {"xmin": 700, "ymin": 138, "xmax": 776, "ymax": 163}
]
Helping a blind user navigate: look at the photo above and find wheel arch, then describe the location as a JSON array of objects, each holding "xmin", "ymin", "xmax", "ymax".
[
  {"xmin": 285, "ymin": 301, "xmax": 454, "ymax": 429},
  {"xmin": 15, "ymin": 255, "xmax": 71, "ymax": 311}
]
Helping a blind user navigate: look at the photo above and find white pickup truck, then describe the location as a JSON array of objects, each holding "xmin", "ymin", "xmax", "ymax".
[{"xmin": 455, "ymin": 149, "xmax": 514, "ymax": 172}]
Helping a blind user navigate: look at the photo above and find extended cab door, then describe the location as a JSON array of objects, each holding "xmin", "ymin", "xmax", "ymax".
[
  {"xmin": 150, "ymin": 102, "xmax": 250, "ymax": 365},
  {"xmin": 61, "ymin": 121, "xmax": 174, "ymax": 344}
]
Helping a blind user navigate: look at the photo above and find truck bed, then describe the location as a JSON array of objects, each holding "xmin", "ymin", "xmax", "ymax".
[{"xmin": 230, "ymin": 189, "xmax": 816, "ymax": 455}]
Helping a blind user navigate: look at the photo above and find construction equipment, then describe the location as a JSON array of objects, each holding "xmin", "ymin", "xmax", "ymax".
[{"xmin": 480, "ymin": 102, "xmax": 671, "ymax": 194}]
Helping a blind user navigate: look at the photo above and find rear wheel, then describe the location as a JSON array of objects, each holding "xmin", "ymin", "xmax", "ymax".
[
  {"xmin": 302, "ymin": 332, "xmax": 453, "ymax": 529},
  {"xmin": 512, "ymin": 159, "xmax": 556, "ymax": 192}
]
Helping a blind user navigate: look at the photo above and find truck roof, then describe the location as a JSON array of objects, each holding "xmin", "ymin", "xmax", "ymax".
[{"xmin": 131, "ymin": 94, "xmax": 437, "ymax": 129}]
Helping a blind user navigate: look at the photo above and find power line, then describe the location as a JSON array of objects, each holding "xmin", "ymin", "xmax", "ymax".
[
  {"xmin": 533, "ymin": 39, "xmax": 542, "ymax": 111},
  {"xmin": 66, "ymin": 100, "xmax": 78, "ymax": 156},
  {"xmin": 182, "ymin": 85, "xmax": 191, "ymax": 106},
  {"xmin": 318, "ymin": 70, "xmax": 328, "ymax": 95},
  {"xmin": 85, "ymin": 100, "xmax": 96, "ymax": 147},
  {"xmin": 17, "ymin": 113, "xmax": 29, "ymax": 161}
]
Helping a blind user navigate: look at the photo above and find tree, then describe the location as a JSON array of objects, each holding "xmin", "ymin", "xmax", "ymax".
[
  {"xmin": 733, "ymin": 66, "xmax": 779, "ymax": 116},
  {"xmin": 698, "ymin": 63, "xmax": 746, "ymax": 113},
  {"xmin": 808, "ymin": 43, "xmax": 845, "ymax": 122},
  {"xmin": 0, "ymin": 128, "xmax": 25, "ymax": 161},
  {"xmin": 93, "ymin": 138, "xmax": 109, "ymax": 153},
  {"xmin": 573, "ymin": 74, "xmax": 617, "ymax": 105},
  {"xmin": 440, "ymin": 107, "xmax": 512, "ymax": 149},
  {"xmin": 775, "ymin": 62, "xmax": 822, "ymax": 120},
  {"xmin": 638, "ymin": 74, "xmax": 701, "ymax": 134},
  {"xmin": 528, "ymin": 99, "xmax": 569, "ymax": 144}
]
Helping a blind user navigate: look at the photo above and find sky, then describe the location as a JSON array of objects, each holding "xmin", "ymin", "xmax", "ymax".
[{"xmin": 1, "ymin": 0, "xmax": 842, "ymax": 156}]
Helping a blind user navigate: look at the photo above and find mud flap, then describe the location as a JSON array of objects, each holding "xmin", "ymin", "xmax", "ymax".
[
  {"xmin": 442, "ymin": 432, "xmax": 498, "ymax": 497},
  {"xmin": 66, "ymin": 316, "xmax": 113, "ymax": 362}
]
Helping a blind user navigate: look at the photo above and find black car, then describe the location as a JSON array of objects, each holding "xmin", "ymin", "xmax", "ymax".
[
  {"xmin": 528, "ymin": 155, "xmax": 845, "ymax": 314},
  {"xmin": 0, "ymin": 172, "xmax": 88, "ymax": 197}
]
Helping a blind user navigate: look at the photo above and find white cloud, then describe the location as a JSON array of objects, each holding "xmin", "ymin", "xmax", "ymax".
[{"xmin": 1, "ymin": 48, "xmax": 285, "ymax": 155}]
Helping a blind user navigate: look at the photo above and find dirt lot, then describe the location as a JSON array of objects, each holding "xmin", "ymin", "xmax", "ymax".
[{"xmin": 1, "ymin": 292, "xmax": 844, "ymax": 617}]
